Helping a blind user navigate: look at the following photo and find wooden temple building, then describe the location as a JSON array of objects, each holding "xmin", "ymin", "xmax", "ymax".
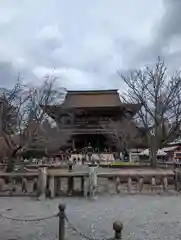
[{"xmin": 45, "ymin": 90, "xmax": 141, "ymax": 151}]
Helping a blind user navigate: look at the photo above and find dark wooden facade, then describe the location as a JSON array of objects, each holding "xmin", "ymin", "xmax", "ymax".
[{"xmin": 45, "ymin": 90, "xmax": 140, "ymax": 151}]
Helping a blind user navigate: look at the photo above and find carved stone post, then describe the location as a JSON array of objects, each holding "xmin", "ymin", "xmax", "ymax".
[
  {"xmin": 151, "ymin": 176, "xmax": 156, "ymax": 192},
  {"xmin": 81, "ymin": 176, "xmax": 85, "ymax": 196},
  {"xmin": 0, "ymin": 178, "xmax": 5, "ymax": 191},
  {"xmin": 88, "ymin": 165, "xmax": 98, "ymax": 198},
  {"xmin": 22, "ymin": 177, "xmax": 28, "ymax": 193},
  {"xmin": 127, "ymin": 177, "xmax": 132, "ymax": 192},
  {"xmin": 38, "ymin": 166, "xmax": 47, "ymax": 200},
  {"xmin": 49, "ymin": 176, "xmax": 55, "ymax": 198},
  {"xmin": 138, "ymin": 176, "xmax": 143, "ymax": 192},
  {"xmin": 115, "ymin": 176, "xmax": 120, "ymax": 193},
  {"xmin": 55, "ymin": 177, "xmax": 61, "ymax": 196},
  {"xmin": 83, "ymin": 177, "xmax": 89, "ymax": 197},
  {"xmin": 163, "ymin": 176, "xmax": 168, "ymax": 191},
  {"xmin": 67, "ymin": 176, "xmax": 74, "ymax": 195}
]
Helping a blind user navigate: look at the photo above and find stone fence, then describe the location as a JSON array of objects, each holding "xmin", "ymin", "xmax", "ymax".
[{"xmin": 0, "ymin": 165, "xmax": 178, "ymax": 198}]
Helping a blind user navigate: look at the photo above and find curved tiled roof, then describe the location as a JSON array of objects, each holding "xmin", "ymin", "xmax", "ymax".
[{"xmin": 63, "ymin": 90, "xmax": 121, "ymax": 108}]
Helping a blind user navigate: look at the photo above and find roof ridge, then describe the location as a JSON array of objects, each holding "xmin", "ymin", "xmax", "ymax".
[{"xmin": 67, "ymin": 89, "xmax": 118, "ymax": 95}]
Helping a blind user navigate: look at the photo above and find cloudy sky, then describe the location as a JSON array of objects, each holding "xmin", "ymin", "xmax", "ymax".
[{"xmin": 0, "ymin": 0, "xmax": 180, "ymax": 90}]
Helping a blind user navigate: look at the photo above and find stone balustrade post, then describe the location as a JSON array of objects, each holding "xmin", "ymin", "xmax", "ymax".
[
  {"xmin": 38, "ymin": 166, "xmax": 47, "ymax": 200},
  {"xmin": 151, "ymin": 176, "xmax": 156, "ymax": 192},
  {"xmin": 33, "ymin": 177, "xmax": 38, "ymax": 193},
  {"xmin": 138, "ymin": 176, "xmax": 143, "ymax": 192},
  {"xmin": 127, "ymin": 176, "xmax": 132, "ymax": 192},
  {"xmin": 0, "ymin": 178, "xmax": 5, "ymax": 191},
  {"xmin": 115, "ymin": 176, "xmax": 120, "ymax": 193},
  {"xmin": 67, "ymin": 176, "xmax": 74, "ymax": 195},
  {"xmin": 81, "ymin": 176, "xmax": 85, "ymax": 196},
  {"xmin": 55, "ymin": 177, "xmax": 61, "ymax": 196},
  {"xmin": 83, "ymin": 177, "xmax": 89, "ymax": 197},
  {"xmin": 22, "ymin": 177, "xmax": 28, "ymax": 193},
  {"xmin": 88, "ymin": 164, "xmax": 98, "ymax": 198},
  {"xmin": 49, "ymin": 176, "xmax": 55, "ymax": 198},
  {"xmin": 163, "ymin": 176, "xmax": 168, "ymax": 191}
]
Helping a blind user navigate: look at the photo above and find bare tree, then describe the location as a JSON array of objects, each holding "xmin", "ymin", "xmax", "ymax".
[
  {"xmin": 25, "ymin": 119, "xmax": 71, "ymax": 157},
  {"xmin": 119, "ymin": 57, "xmax": 181, "ymax": 167},
  {"xmin": 0, "ymin": 76, "xmax": 66, "ymax": 171},
  {"xmin": 102, "ymin": 118, "xmax": 141, "ymax": 154}
]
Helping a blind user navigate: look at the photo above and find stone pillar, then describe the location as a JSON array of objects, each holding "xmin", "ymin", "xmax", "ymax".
[
  {"xmin": 49, "ymin": 176, "xmax": 55, "ymax": 198},
  {"xmin": 115, "ymin": 176, "xmax": 121, "ymax": 193},
  {"xmin": 138, "ymin": 177, "xmax": 143, "ymax": 192},
  {"xmin": 67, "ymin": 177, "xmax": 74, "ymax": 195},
  {"xmin": 0, "ymin": 178, "xmax": 5, "ymax": 191},
  {"xmin": 129, "ymin": 150, "xmax": 132, "ymax": 163},
  {"xmin": 55, "ymin": 177, "xmax": 61, "ymax": 196},
  {"xmin": 163, "ymin": 176, "xmax": 168, "ymax": 191},
  {"xmin": 83, "ymin": 177, "xmax": 89, "ymax": 197},
  {"xmin": 88, "ymin": 154, "xmax": 92, "ymax": 163},
  {"xmin": 38, "ymin": 166, "xmax": 47, "ymax": 200},
  {"xmin": 22, "ymin": 177, "xmax": 28, "ymax": 193},
  {"xmin": 72, "ymin": 139, "xmax": 75, "ymax": 150},
  {"xmin": 127, "ymin": 177, "xmax": 132, "ymax": 192},
  {"xmin": 81, "ymin": 176, "xmax": 85, "ymax": 195},
  {"xmin": 88, "ymin": 165, "xmax": 98, "ymax": 198},
  {"xmin": 151, "ymin": 176, "xmax": 156, "ymax": 192}
]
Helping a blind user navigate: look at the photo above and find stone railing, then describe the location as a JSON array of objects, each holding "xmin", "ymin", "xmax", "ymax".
[
  {"xmin": 0, "ymin": 166, "xmax": 177, "ymax": 198},
  {"xmin": 110, "ymin": 174, "xmax": 172, "ymax": 194},
  {"xmin": 0, "ymin": 172, "xmax": 38, "ymax": 196}
]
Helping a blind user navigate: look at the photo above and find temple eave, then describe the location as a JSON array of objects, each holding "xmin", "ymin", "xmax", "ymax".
[{"xmin": 45, "ymin": 103, "xmax": 140, "ymax": 118}]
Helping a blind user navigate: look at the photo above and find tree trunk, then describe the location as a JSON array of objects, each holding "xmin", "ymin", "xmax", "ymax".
[
  {"xmin": 6, "ymin": 146, "xmax": 22, "ymax": 172},
  {"xmin": 150, "ymin": 148, "xmax": 157, "ymax": 168}
]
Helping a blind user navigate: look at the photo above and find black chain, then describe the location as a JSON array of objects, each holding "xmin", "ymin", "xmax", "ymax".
[
  {"xmin": 0, "ymin": 213, "xmax": 58, "ymax": 222},
  {"xmin": 65, "ymin": 213, "xmax": 111, "ymax": 240}
]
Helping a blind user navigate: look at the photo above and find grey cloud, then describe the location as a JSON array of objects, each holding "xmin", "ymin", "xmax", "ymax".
[
  {"xmin": 0, "ymin": 0, "xmax": 163, "ymax": 89},
  {"xmin": 0, "ymin": 61, "xmax": 20, "ymax": 87},
  {"xmin": 157, "ymin": 0, "xmax": 181, "ymax": 41},
  {"xmin": 136, "ymin": 0, "xmax": 181, "ymax": 68}
]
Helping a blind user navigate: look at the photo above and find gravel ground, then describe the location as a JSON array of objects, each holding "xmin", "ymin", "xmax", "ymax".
[{"xmin": 0, "ymin": 195, "xmax": 181, "ymax": 240}]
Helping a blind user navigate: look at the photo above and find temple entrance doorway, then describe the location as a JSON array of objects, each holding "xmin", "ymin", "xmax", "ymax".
[{"xmin": 72, "ymin": 134, "xmax": 109, "ymax": 152}]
